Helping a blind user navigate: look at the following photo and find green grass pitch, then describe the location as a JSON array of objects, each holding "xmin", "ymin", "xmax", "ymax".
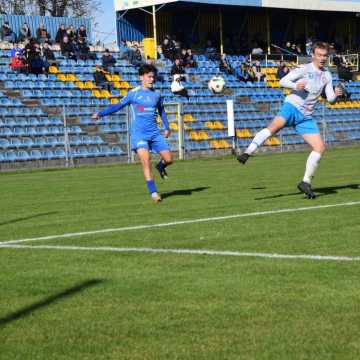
[{"xmin": 1, "ymin": 146, "xmax": 360, "ymax": 359}]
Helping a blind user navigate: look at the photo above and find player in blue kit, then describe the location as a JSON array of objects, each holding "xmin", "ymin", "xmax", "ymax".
[
  {"xmin": 92, "ymin": 64, "xmax": 172, "ymax": 203},
  {"xmin": 236, "ymin": 42, "xmax": 343, "ymax": 199}
]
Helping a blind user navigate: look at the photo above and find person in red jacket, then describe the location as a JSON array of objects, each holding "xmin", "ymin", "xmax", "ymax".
[{"xmin": 10, "ymin": 52, "xmax": 27, "ymax": 74}]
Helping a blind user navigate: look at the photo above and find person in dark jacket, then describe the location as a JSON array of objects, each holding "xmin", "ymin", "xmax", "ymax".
[
  {"xmin": 36, "ymin": 23, "xmax": 50, "ymax": 44},
  {"xmin": 18, "ymin": 22, "xmax": 31, "ymax": 42},
  {"xmin": 102, "ymin": 49, "xmax": 116, "ymax": 70},
  {"xmin": 219, "ymin": 53, "xmax": 234, "ymax": 75},
  {"xmin": 55, "ymin": 24, "xmax": 67, "ymax": 44},
  {"xmin": 1, "ymin": 21, "xmax": 16, "ymax": 43},
  {"xmin": 77, "ymin": 25, "xmax": 87, "ymax": 42},
  {"xmin": 93, "ymin": 65, "xmax": 112, "ymax": 91},
  {"xmin": 61, "ymin": 36, "xmax": 77, "ymax": 60}
]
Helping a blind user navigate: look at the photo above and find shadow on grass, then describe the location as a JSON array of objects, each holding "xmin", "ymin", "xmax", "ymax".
[
  {"xmin": 0, "ymin": 211, "xmax": 58, "ymax": 227},
  {"xmin": 0, "ymin": 279, "xmax": 105, "ymax": 327},
  {"xmin": 161, "ymin": 186, "xmax": 210, "ymax": 200},
  {"xmin": 255, "ymin": 183, "xmax": 359, "ymax": 200}
]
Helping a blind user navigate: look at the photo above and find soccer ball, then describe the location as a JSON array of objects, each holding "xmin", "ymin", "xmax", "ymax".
[{"xmin": 208, "ymin": 75, "xmax": 225, "ymax": 93}]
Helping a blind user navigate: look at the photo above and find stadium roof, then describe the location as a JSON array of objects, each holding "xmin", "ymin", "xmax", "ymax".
[{"xmin": 114, "ymin": 0, "xmax": 360, "ymax": 12}]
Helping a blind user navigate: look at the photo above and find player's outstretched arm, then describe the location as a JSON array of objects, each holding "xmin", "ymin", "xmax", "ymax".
[
  {"xmin": 325, "ymin": 78, "xmax": 340, "ymax": 103},
  {"xmin": 92, "ymin": 92, "xmax": 132, "ymax": 120}
]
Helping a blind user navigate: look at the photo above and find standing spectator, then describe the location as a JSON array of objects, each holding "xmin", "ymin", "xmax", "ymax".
[
  {"xmin": 28, "ymin": 43, "xmax": 45, "ymax": 75},
  {"xmin": 61, "ymin": 36, "xmax": 77, "ymax": 60},
  {"xmin": 219, "ymin": 53, "xmax": 234, "ymax": 75},
  {"xmin": 10, "ymin": 52, "xmax": 27, "ymax": 74},
  {"xmin": 42, "ymin": 42, "xmax": 56, "ymax": 70},
  {"xmin": 102, "ymin": 49, "xmax": 116, "ymax": 70},
  {"xmin": 55, "ymin": 24, "xmax": 67, "ymax": 44},
  {"xmin": 1, "ymin": 21, "xmax": 16, "ymax": 43},
  {"xmin": 77, "ymin": 38, "xmax": 94, "ymax": 60},
  {"xmin": 18, "ymin": 22, "xmax": 31, "ymax": 42},
  {"xmin": 77, "ymin": 25, "xmax": 87, "ymax": 42},
  {"xmin": 128, "ymin": 44, "xmax": 143, "ymax": 67},
  {"xmin": 36, "ymin": 23, "xmax": 50, "ymax": 44}
]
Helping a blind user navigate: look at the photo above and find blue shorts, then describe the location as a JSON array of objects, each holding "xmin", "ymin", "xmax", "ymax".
[
  {"xmin": 131, "ymin": 133, "xmax": 170, "ymax": 153},
  {"xmin": 277, "ymin": 102, "xmax": 320, "ymax": 135}
]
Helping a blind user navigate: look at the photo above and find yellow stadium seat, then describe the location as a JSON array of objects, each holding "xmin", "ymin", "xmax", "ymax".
[
  {"xmin": 49, "ymin": 66, "xmax": 58, "ymax": 74},
  {"xmin": 120, "ymin": 89, "xmax": 128, "ymax": 97},
  {"xmin": 170, "ymin": 122, "xmax": 178, "ymax": 131},
  {"xmin": 85, "ymin": 81, "xmax": 96, "ymax": 89},
  {"xmin": 266, "ymin": 137, "xmax": 281, "ymax": 146},
  {"xmin": 204, "ymin": 121, "xmax": 214, "ymax": 129},
  {"xmin": 214, "ymin": 121, "xmax": 225, "ymax": 129},
  {"xmin": 183, "ymin": 114, "xmax": 195, "ymax": 122},
  {"xmin": 101, "ymin": 90, "xmax": 111, "ymax": 98},
  {"xmin": 75, "ymin": 81, "xmax": 85, "ymax": 89},
  {"xmin": 111, "ymin": 74, "xmax": 121, "ymax": 82},
  {"xmin": 121, "ymin": 81, "xmax": 131, "ymax": 88},
  {"xmin": 113, "ymin": 82, "xmax": 121, "ymax": 89},
  {"xmin": 110, "ymin": 98, "xmax": 119, "ymax": 104},
  {"xmin": 66, "ymin": 74, "xmax": 77, "ymax": 81},
  {"xmin": 236, "ymin": 129, "xmax": 252, "ymax": 138},
  {"xmin": 57, "ymin": 74, "xmax": 66, "ymax": 81},
  {"xmin": 92, "ymin": 90, "xmax": 101, "ymax": 98}
]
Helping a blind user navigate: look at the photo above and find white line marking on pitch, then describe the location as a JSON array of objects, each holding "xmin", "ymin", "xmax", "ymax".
[
  {"xmin": 1, "ymin": 244, "xmax": 360, "ymax": 262},
  {"xmin": 1, "ymin": 200, "xmax": 360, "ymax": 245}
]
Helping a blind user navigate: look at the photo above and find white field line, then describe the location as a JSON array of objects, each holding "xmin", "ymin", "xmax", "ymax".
[
  {"xmin": 1, "ymin": 200, "xmax": 360, "ymax": 246},
  {"xmin": 1, "ymin": 244, "xmax": 360, "ymax": 262}
]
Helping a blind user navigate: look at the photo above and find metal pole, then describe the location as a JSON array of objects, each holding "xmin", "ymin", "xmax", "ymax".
[
  {"xmin": 126, "ymin": 107, "xmax": 132, "ymax": 163},
  {"xmin": 219, "ymin": 9, "xmax": 224, "ymax": 56},
  {"xmin": 177, "ymin": 103, "xmax": 184, "ymax": 160},
  {"xmin": 152, "ymin": 5, "xmax": 157, "ymax": 59},
  {"xmin": 266, "ymin": 11, "xmax": 271, "ymax": 55},
  {"xmin": 62, "ymin": 105, "xmax": 74, "ymax": 168}
]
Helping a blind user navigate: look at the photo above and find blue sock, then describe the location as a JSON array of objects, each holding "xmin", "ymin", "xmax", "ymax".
[{"xmin": 146, "ymin": 180, "xmax": 157, "ymax": 194}]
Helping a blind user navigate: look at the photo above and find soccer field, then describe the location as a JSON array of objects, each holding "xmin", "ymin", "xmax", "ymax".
[{"xmin": 1, "ymin": 147, "xmax": 360, "ymax": 359}]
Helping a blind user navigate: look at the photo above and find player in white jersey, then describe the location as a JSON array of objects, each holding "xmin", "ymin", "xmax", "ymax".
[{"xmin": 237, "ymin": 42, "xmax": 343, "ymax": 199}]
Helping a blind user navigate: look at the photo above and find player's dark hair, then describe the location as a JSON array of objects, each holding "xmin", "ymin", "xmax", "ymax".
[
  {"xmin": 312, "ymin": 41, "xmax": 329, "ymax": 53},
  {"xmin": 138, "ymin": 64, "xmax": 157, "ymax": 76}
]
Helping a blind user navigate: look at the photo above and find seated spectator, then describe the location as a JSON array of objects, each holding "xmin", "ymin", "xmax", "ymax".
[
  {"xmin": 65, "ymin": 27, "xmax": 76, "ymax": 42},
  {"xmin": 93, "ymin": 65, "xmax": 112, "ymax": 91},
  {"xmin": 284, "ymin": 41, "xmax": 292, "ymax": 54},
  {"xmin": 18, "ymin": 22, "xmax": 31, "ymax": 42},
  {"xmin": 161, "ymin": 37, "xmax": 176, "ymax": 61},
  {"xmin": 42, "ymin": 42, "xmax": 56, "ymax": 70},
  {"xmin": 36, "ymin": 23, "xmax": 50, "ymax": 44},
  {"xmin": 77, "ymin": 38, "xmax": 96, "ymax": 60},
  {"xmin": 246, "ymin": 63, "xmax": 256, "ymax": 82},
  {"xmin": 179, "ymin": 48, "xmax": 187, "ymax": 66},
  {"xmin": 295, "ymin": 43, "xmax": 303, "ymax": 55},
  {"xmin": 28, "ymin": 43, "xmax": 45, "ymax": 75},
  {"xmin": 251, "ymin": 43, "xmax": 263, "ymax": 55},
  {"xmin": 171, "ymin": 74, "xmax": 189, "ymax": 100},
  {"xmin": 171, "ymin": 58, "xmax": 186, "ymax": 81},
  {"xmin": 10, "ymin": 52, "xmax": 27, "ymax": 74},
  {"xmin": 334, "ymin": 55, "xmax": 353, "ymax": 82},
  {"xmin": 102, "ymin": 49, "xmax": 116, "ymax": 70},
  {"xmin": 128, "ymin": 44, "xmax": 143, "ymax": 67},
  {"xmin": 61, "ymin": 36, "xmax": 77, "ymax": 60},
  {"xmin": 252, "ymin": 60, "xmax": 266, "ymax": 82},
  {"xmin": 77, "ymin": 25, "xmax": 87, "ymax": 42},
  {"xmin": 204, "ymin": 40, "xmax": 217, "ymax": 60},
  {"xmin": 184, "ymin": 48, "xmax": 197, "ymax": 68},
  {"xmin": 276, "ymin": 61, "xmax": 290, "ymax": 79},
  {"xmin": 55, "ymin": 24, "xmax": 67, "ymax": 44},
  {"xmin": 219, "ymin": 53, "xmax": 234, "ymax": 75},
  {"xmin": 1, "ymin": 21, "xmax": 16, "ymax": 43}
]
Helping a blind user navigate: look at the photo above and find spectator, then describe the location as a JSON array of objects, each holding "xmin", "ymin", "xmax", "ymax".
[
  {"xmin": 18, "ymin": 22, "xmax": 31, "ymax": 42},
  {"xmin": 184, "ymin": 48, "xmax": 197, "ymax": 68},
  {"xmin": 11, "ymin": 43, "xmax": 22, "ymax": 58},
  {"xmin": 1, "ymin": 21, "xmax": 16, "ymax": 43},
  {"xmin": 42, "ymin": 42, "xmax": 56, "ymax": 70},
  {"xmin": 102, "ymin": 49, "xmax": 116, "ymax": 70},
  {"xmin": 171, "ymin": 74, "xmax": 189, "ymax": 100},
  {"xmin": 28, "ymin": 43, "xmax": 45, "ymax": 75},
  {"xmin": 77, "ymin": 38, "xmax": 95, "ymax": 60},
  {"xmin": 128, "ymin": 44, "xmax": 143, "ymax": 66},
  {"xmin": 334, "ymin": 54, "xmax": 353, "ymax": 82},
  {"xmin": 36, "ymin": 23, "xmax": 50, "ymax": 44},
  {"xmin": 61, "ymin": 36, "xmax": 77, "ymax": 60},
  {"xmin": 10, "ymin": 52, "xmax": 27, "ymax": 73},
  {"xmin": 251, "ymin": 60, "xmax": 266, "ymax": 82},
  {"xmin": 65, "ymin": 27, "xmax": 76, "ymax": 42},
  {"xmin": 179, "ymin": 48, "xmax": 187, "ymax": 66},
  {"xmin": 77, "ymin": 25, "xmax": 87, "ymax": 42},
  {"xmin": 235, "ymin": 61, "xmax": 250, "ymax": 82},
  {"xmin": 204, "ymin": 40, "xmax": 217, "ymax": 60},
  {"xmin": 170, "ymin": 58, "xmax": 186, "ymax": 81},
  {"xmin": 251, "ymin": 43, "xmax": 263, "ymax": 55},
  {"xmin": 161, "ymin": 37, "xmax": 176, "ymax": 61},
  {"xmin": 219, "ymin": 53, "xmax": 234, "ymax": 75},
  {"xmin": 305, "ymin": 37, "xmax": 313, "ymax": 56},
  {"xmin": 93, "ymin": 65, "xmax": 112, "ymax": 91},
  {"xmin": 276, "ymin": 61, "xmax": 290, "ymax": 79},
  {"xmin": 55, "ymin": 24, "xmax": 67, "ymax": 44},
  {"xmin": 284, "ymin": 41, "xmax": 292, "ymax": 54},
  {"xmin": 295, "ymin": 43, "xmax": 303, "ymax": 55}
]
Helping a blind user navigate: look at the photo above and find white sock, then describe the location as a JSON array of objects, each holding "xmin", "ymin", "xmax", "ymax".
[
  {"xmin": 303, "ymin": 151, "xmax": 322, "ymax": 184},
  {"xmin": 245, "ymin": 128, "xmax": 272, "ymax": 154}
]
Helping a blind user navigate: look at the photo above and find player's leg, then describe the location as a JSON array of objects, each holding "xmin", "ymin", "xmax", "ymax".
[
  {"xmin": 137, "ymin": 148, "xmax": 161, "ymax": 202},
  {"xmin": 297, "ymin": 133, "xmax": 325, "ymax": 199},
  {"xmin": 151, "ymin": 134, "xmax": 173, "ymax": 179},
  {"xmin": 237, "ymin": 116, "xmax": 286, "ymax": 164},
  {"xmin": 156, "ymin": 150, "xmax": 173, "ymax": 179}
]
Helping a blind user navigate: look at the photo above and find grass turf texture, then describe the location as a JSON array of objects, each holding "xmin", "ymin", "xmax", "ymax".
[{"xmin": 0, "ymin": 146, "xmax": 360, "ymax": 359}]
